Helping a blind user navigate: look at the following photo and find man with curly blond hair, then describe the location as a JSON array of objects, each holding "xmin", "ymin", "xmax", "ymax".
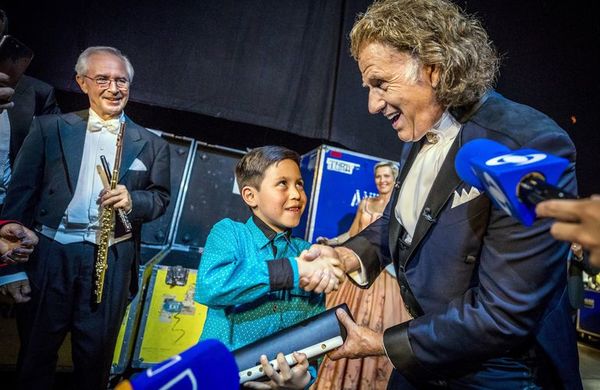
[{"xmin": 310, "ymin": 0, "xmax": 581, "ymax": 388}]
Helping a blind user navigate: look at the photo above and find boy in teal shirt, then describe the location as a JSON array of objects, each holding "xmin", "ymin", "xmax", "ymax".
[{"xmin": 195, "ymin": 146, "xmax": 343, "ymax": 389}]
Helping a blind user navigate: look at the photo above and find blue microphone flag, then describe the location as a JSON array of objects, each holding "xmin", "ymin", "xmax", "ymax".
[
  {"xmin": 455, "ymin": 139, "xmax": 570, "ymax": 226},
  {"xmin": 117, "ymin": 339, "xmax": 238, "ymax": 390}
]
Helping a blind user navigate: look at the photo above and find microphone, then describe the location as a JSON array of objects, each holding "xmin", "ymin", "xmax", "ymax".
[
  {"xmin": 114, "ymin": 339, "xmax": 238, "ymax": 390},
  {"xmin": 455, "ymin": 139, "xmax": 575, "ymax": 226}
]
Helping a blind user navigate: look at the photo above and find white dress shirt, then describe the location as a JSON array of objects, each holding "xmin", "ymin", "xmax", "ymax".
[
  {"xmin": 349, "ymin": 110, "xmax": 461, "ymax": 286},
  {"xmin": 39, "ymin": 109, "xmax": 123, "ymax": 245},
  {"xmin": 395, "ymin": 111, "xmax": 461, "ymax": 242},
  {"xmin": 0, "ymin": 109, "xmax": 125, "ymax": 287}
]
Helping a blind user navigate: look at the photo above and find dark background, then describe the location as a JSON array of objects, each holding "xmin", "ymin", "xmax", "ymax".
[{"xmin": 3, "ymin": 0, "xmax": 598, "ymax": 195}]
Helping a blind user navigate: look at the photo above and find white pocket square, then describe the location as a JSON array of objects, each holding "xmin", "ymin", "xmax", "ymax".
[
  {"xmin": 129, "ymin": 158, "xmax": 147, "ymax": 172},
  {"xmin": 451, "ymin": 187, "xmax": 482, "ymax": 209}
]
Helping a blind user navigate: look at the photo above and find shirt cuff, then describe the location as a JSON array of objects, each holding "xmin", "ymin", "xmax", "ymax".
[
  {"xmin": 0, "ymin": 271, "xmax": 28, "ymax": 287},
  {"xmin": 343, "ymin": 235, "xmax": 382, "ymax": 286},
  {"xmin": 267, "ymin": 258, "xmax": 295, "ymax": 290},
  {"xmin": 346, "ymin": 250, "xmax": 369, "ymax": 286}
]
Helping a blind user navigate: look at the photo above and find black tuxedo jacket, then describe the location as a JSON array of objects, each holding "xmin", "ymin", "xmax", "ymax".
[
  {"xmin": 0, "ymin": 110, "xmax": 170, "ymax": 292},
  {"xmin": 345, "ymin": 91, "xmax": 581, "ymax": 389}
]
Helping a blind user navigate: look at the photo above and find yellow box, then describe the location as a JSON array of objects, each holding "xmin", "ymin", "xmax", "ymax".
[
  {"xmin": 132, "ymin": 250, "xmax": 208, "ymax": 367},
  {"xmin": 111, "ymin": 247, "xmax": 167, "ymax": 374}
]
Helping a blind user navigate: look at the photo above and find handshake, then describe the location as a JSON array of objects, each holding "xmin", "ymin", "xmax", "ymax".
[
  {"xmin": 0, "ymin": 223, "xmax": 38, "ymax": 266},
  {"xmin": 296, "ymin": 244, "xmax": 351, "ymax": 294}
]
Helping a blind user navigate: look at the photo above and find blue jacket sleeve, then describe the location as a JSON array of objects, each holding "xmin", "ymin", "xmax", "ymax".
[{"xmin": 344, "ymin": 196, "xmax": 394, "ymax": 286}]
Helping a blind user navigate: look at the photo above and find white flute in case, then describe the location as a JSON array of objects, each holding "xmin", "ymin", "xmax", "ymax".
[
  {"xmin": 233, "ymin": 303, "xmax": 352, "ymax": 384},
  {"xmin": 239, "ymin": 336, "xmax": 343, "ymax": 383}
]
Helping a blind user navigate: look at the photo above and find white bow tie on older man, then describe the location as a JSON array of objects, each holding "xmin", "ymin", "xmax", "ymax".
[{"xmin": 88, "ymin": 116, "xmax": 121, "ymax": 133}]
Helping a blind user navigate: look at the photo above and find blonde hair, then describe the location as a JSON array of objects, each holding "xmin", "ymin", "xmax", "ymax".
[
  {"xmin": 350, "ymin": 0, "xmax": 499, "ymax": 108},
  {"xmin": 374, "ymin": 161, "xmax": 399, "ymax": 180}
]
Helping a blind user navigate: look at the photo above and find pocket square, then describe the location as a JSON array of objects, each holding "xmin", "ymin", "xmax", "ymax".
[
  {"xmin": 128, "ymin": 158, "xmax": 147, "ymax": 172},
  {"xmin": 451, "ymin": 187, "xmax": 482, "ymax": 209}
]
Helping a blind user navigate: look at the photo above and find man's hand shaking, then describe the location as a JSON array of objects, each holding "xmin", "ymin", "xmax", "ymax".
[{"xmin": 297, "ymin": 245, "xmax": 346, "ymax": 294}]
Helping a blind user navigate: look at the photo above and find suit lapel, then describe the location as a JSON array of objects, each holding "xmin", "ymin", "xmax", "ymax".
[
  {"xmin": 57, "ymin": 112, "xmax": 146, "ymax": 190},
  {"xmin": 119, "ymin": 117, "xmax": 146, "ymax": 181},
  {"xmin": 59, "ymin": 111, "xmax": 88, "ymax": 193},
  {"xmin": 402, "ymin": 133, "xmax": 464, "ymax": 266},
  {"xmin": 388, "ymin": 141, "xmax": 422, "ymax": 262}
]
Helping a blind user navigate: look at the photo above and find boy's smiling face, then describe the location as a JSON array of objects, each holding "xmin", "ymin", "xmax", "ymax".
[{"xmin": 242, "ymin": 159, "xmax": 306, "ymax": 233}]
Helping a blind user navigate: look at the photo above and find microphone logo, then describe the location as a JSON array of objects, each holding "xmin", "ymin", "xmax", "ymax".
[
  {"xmin": 455, "ymin": 138, "xmax": 571, "ymax": 226},
  {"xmin": 485, "ymin": 153, "xmax": 547, "ymax": 166},
  {"xmin": 482, "ymin": 172, "xmax": 513, "ymax": 216}
]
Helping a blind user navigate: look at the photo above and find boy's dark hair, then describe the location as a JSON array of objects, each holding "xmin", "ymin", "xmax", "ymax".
[{"xmin": 236, "ymin": 145, "xmax": 300, "ymax": 191}]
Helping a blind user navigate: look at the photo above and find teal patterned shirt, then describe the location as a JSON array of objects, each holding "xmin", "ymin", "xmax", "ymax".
[{"xmin": 195, "ymin": 216, "xmax": 325, "ymax": 350}]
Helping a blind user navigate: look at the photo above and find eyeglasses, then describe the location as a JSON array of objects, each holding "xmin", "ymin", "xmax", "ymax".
[{"xmin": 83, "ymin": 75, "xmax": 130, "ymax": 90}]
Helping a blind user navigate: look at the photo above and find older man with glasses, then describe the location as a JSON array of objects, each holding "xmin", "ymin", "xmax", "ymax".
[{"xmin": 0, "ymin": 46, "xmax": 170, "ymax": 390}]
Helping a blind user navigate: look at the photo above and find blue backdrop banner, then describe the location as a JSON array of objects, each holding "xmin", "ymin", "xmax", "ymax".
[{"xmin": 294, "ymin": 145, "xmax": 396, "ymax": 243}]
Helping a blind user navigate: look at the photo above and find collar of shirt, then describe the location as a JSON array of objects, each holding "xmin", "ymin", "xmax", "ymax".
[
  {"xmin": 87, "ymin": 108, "xmax": 125, "ymax": 134},
  {"xmin": 249, "ymin": 215, "xmax": 292, "ymax": 249},
  {"xmin": 423, "ymin": 110, "xmax": 461, "ymax": 145},
  {"xmin": 395, "ymin": 110, "xmax": 461, "ymax": 239}
]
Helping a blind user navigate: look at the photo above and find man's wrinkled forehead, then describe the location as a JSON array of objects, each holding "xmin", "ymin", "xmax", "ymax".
[{"xmin": 87, "ymin": 53, "xmax": 128, "ymax": 73}]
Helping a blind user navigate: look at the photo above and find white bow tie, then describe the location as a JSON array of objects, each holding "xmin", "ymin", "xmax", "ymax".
[{"xmin": 88, "ymin": 117, "xmax": 121, "ymax": 134}]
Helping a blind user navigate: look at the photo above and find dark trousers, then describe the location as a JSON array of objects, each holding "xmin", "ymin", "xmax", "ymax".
[
  {"xmin": 16, "ymin": 234, "xmax": 134, "ymax": 390},
  {"xmin": 387, "ymin": 345, "xmax": 562, "ymax": 390}
]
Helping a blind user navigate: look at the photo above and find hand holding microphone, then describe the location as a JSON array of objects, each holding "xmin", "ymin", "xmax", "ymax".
[
  {"xmin": 453, "ymin": 139, "xmax": 600, "ymax": 264},
  {"xmin": 536, "ymin": 195, "xmax": 600, "ymax": 267}
]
